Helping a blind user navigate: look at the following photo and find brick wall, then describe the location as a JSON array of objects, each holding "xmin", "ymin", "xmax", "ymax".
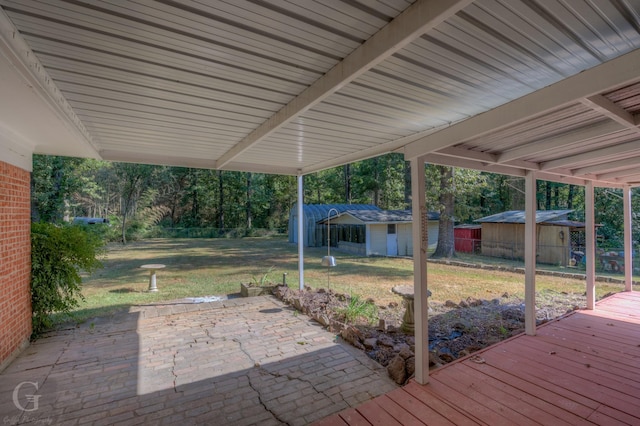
[{"xmin": 0, "ymin": 160, "xmax": 31, "ymax": 371}]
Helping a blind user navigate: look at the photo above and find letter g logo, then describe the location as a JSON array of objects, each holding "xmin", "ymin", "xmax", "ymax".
[{"xmin": 12, "ymin": 381, "xmax": 41, "ymax": 412}]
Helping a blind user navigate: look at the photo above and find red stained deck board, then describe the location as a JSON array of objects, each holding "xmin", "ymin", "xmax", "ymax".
[
  {"xmin": 374, "ymin": 395, "xmax": 427, "ymax": 426},
  {"xmin": 407, "ymin": 377, "xmax": 505, "ymax": 425},
  {"xmin": 431, "ymin": 365, "xmax": 561, "ymax": 426},
  {"xmin": 464, "ymin": 358, "xmax": 595, "ymax": 422},
  {"xmin": 494, "ymin": 343, "xmax": 640, "ymax": 418},
  {"xmin": 313, "ymin": 414, "xmax": 349, "ymax": 426},
  {"xmin": 338, "ymin": 408, "xmax": 371, "ymax": 425},
  {"xmin": 453, "ymin": 363, "xmax": 585, "ymax": 425},
  {"xmin": 477, "ymin": 347, "xmax": 600, "ymax": 412},
  {"xmin": 397, "ymin": 383, "xmax": 475, "ymax": 426},
  {"xmin": 503, "ymin": 341, "xmax": 640, "ymax": 407},
  {"xmin": 355, "ymin": 400, "xmax": 404, "ymax": 426},
  {"xmin": 516, "ymin": 335, "xmax": 640, "ymax": 387},
  {"xmin": 590, "ymin": 403, "xmax": 640, "ymax": 425},
  {"xmin": 548, "ymin": 314, "xmax": 640, "ymax": 339},
  {"xmin": 536, "ymin": 326, "xmax": 640, "ymax": 362}
]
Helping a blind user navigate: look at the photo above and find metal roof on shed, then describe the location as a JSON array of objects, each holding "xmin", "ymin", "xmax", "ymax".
[
  {"xmin": 319, "ymin": 209, "xmax": 439, "ymax": 224},
  {"xmin": 475, "ymin": 210, "xmax": 574, "ymax": 224}
]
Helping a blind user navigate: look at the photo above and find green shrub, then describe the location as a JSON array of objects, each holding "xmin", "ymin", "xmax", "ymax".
[
  {"xmin": 336, "ymin": 294, "xmax": 378, "ymax": 325},
  {"xmin": 31, "ymin": 223, "xmax": 105, "ymax": 336}
]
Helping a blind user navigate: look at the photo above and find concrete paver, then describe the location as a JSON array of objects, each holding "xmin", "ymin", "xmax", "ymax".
[{"xmin": 0, "ymin": 296, "xmax": 396, "ymax": 425}]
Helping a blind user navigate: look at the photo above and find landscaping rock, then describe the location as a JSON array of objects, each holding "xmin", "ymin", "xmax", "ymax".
[
  {"xmin": 387, "ymin": 355, "xmax": 406, "ymax": 385},
  {"xmin": 363, "ymin": 338, "xmax": 377, "ymax": 350},
  {"xmin": 271, "ymin": 282, "xmax": 587, "ymax": 378},
  {"xmin": 377, "ymin": 335, "xmax": 395, "ymax": 348},
  {"xmin": 341, "ymin": 326, "xmax": 363, "ymax": 347},
  {"xmin": 405, "ymin": 356, "xmax": 415, "ymax": 378},
  {"xmin": 398, "ymin": 346, "xmax": 413, "ymax": 360}
]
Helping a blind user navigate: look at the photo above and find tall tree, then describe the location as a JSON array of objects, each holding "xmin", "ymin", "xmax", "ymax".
[
  {"xmin": 246, "ymin": 172, "xmax": 253, "ymax": 229},
  {"xmin": 432, "ymin": 166, "xmax": 456, "ymax": 258},
  {"xmin": 31, "ymin": 155, "xmax": 84, "ymax": 222},
  {"xmin": 218, "ymin": 170, "xmax": 225, "ymax": 229},
  {"xmin": 114, "ymin": 163, "xmax": 154, "ymax": 244},
  {"xmin": 344, "ymin": 164, "xmax": 352, "ymax": 204}
]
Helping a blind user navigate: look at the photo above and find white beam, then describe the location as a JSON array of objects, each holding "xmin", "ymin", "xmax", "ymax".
[
  {"xmin": 436, "ymin": 146, "xmax": 498, "ymax": 163},
  {"xmin": 533, "ymin": 172, "xmax": 589, "ymax": 187},
  {"xmin": 524, "ymin": 171, "xmax": 537, "ymax": 336},
  {"xmin": 585, "ymin": 181, "xmax": 596, "ymax": 310},
  {"xmin": 614, "ymin": 173, "xmax": 640, "ymax": 183},
  {"xmin": 498, "ymin": 121, "xmax": 624, "ymax": 164},
  {"xmin": 411, "ymin": 157, "xmax": 429, "ymax": 385},
  {"xmin": 623, "ymin": 185, "xmax": 633, "ymax": 292},
  {"xmin": 581, "ymin": 95, "xmax": 639, "ymax": 129},
  {"xmin": 216, "ymin": 0, "xmax": 472, "ymax": 169},
  {"xmin": 422, "ymin": 153, "xmax": 526, "ymax": 177},
  {"xmin": 404, "ymin": 48, "xmax": 640, "ymax": 160},
  {"xmin": 597, "ymin": 167, "xmax": 640, "ymax": 181},
  {"xmin": 541, "ymin": 139, "xmax": 640, "ymax": 171},
  {"xmin": 298, "ymin": 175, "xmax": 305, "ymax": 291},
  {"xmin": 572, "ymin": 154, "xmax": 640, "ymax": 176}
]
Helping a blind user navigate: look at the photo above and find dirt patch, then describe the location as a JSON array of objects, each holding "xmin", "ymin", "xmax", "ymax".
[{"xmin": 272, "ymin": 284, "xmax": 594, "ymax": 385}]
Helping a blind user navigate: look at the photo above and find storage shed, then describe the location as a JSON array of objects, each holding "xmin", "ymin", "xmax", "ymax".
[
  {"xmin": 475, "ymin": 210, "xmax": 585, "ymax": 265},
  {"xmin": 288, "ymin": 204, "xmax": 380, "ymax": 248},
  {"xmin": 454, "ymin": 224, "xmax": 482, "ymax": 253},
  {"xmin": 317, "ymin": 209, "xmax": 440, "ymax": 257}
]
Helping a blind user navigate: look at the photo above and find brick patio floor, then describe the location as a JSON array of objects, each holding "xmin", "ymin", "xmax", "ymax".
[{"xmin": 0, "ymin": 296, "xmax": 397, "ymax": 425}]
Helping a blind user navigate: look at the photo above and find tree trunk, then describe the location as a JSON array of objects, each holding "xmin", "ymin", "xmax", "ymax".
[
  {"xmin": 217, "ymin": 170, "xmax": 225, "ymax": 229},
  {"xmin": 344, "ymin": 164, "xmax": 351, "ymax": 204},
  {"xmin": 191, "ymin": 169, "xmax": 199, "ymax": 225},
  {"xmin": 545, "ymin": 181, "xmax": 552, "ymax": 210},
  {"xmin": 246, "ymin": 172, "xmax": 252, "ymax": 229},
  {"xmin": 120, "ymin": 195, "xmax": 128, "ymax": 245},
  {"xmin": 373, "ymin": 158, "xmax": 380, "ymax": 206},
  {"xmin": 404, "ymin": 161, "xmax": 411, "ymax": 209},
  {"xmin": 432, "ymin": 166, "xmax": 456, "ymax": 259},
  {"xmin": 567, "ymin": 184, "xmax": 575, "ymax": 209}
]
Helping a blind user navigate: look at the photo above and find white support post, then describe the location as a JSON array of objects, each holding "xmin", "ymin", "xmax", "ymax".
[
  {"xmin": 524, "ymin": 171, "xmax": 537, "ymax": 336},
  {"xmin": 623, "ymin": 185, "xmax": 632, "ymax": 292},
  {"xmin": 410, "ymin": 157, "xmax": 429, "ymax": 384},
  {"xmin": 585, "ymin": 181, "xmax": 596, "ymax": 309},
  {"xmin": 297, "ymin": 175, "xmax": 304, "ymax": 290}
]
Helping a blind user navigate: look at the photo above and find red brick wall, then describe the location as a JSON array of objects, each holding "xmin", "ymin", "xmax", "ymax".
[{"xmin": 0, "ymin": 160, "xmax": 32, "ymax": 370}]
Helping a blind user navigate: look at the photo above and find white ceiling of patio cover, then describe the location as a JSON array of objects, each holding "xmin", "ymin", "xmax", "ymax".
[{"xmin": 1, "ymin": 0, "xmax": 640, "ymax": 186}]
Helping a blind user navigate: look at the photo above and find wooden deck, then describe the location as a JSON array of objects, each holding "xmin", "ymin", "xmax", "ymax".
[{"xmin": 315, "ymin": 291, "xmax": 640, "ymax": 425}]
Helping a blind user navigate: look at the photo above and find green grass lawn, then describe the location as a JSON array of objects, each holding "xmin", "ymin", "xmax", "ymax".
[{"xmin": 70, "ymin": 237, "xmax": 631, "ymax": 324}]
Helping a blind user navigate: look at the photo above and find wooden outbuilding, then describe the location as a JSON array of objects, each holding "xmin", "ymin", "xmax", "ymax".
[{"xmin": 475, "ymin": 210, "xmax": 586, "ymax": 265}]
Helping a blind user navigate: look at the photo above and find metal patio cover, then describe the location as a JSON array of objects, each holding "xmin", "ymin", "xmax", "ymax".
[{"xmin": 1, "ymin": 0, "xmax": 640, "ymax": 186}]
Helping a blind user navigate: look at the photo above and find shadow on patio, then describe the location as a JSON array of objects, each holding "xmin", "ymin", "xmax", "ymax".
[{"xmin": 0, "ymin": 296, "xmax": 396, "ymax": 425}]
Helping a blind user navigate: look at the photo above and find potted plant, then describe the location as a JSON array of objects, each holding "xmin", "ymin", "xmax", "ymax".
[{"xmin": 241, "ymin": 266, "xmax": 277, "ymax": 297}]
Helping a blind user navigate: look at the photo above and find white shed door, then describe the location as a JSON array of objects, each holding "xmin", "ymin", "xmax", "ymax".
[{"xmin": 387, "ymin": 224, "xmax": 398, "ymax": 256}]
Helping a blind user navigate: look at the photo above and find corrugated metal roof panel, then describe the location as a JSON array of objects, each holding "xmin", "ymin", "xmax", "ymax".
[{"xmin": 476, "ymin": 210, "xmax": 574, "ymax": 224}]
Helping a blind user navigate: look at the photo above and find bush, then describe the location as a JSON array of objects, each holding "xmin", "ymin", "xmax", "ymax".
[
  {"xmin": 31, "ymin": 223, "xmax": 105, "ymax": 336},
  {"xmin": 336, "ymin": 294, "xmax": 378, "ymax": 325}
]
